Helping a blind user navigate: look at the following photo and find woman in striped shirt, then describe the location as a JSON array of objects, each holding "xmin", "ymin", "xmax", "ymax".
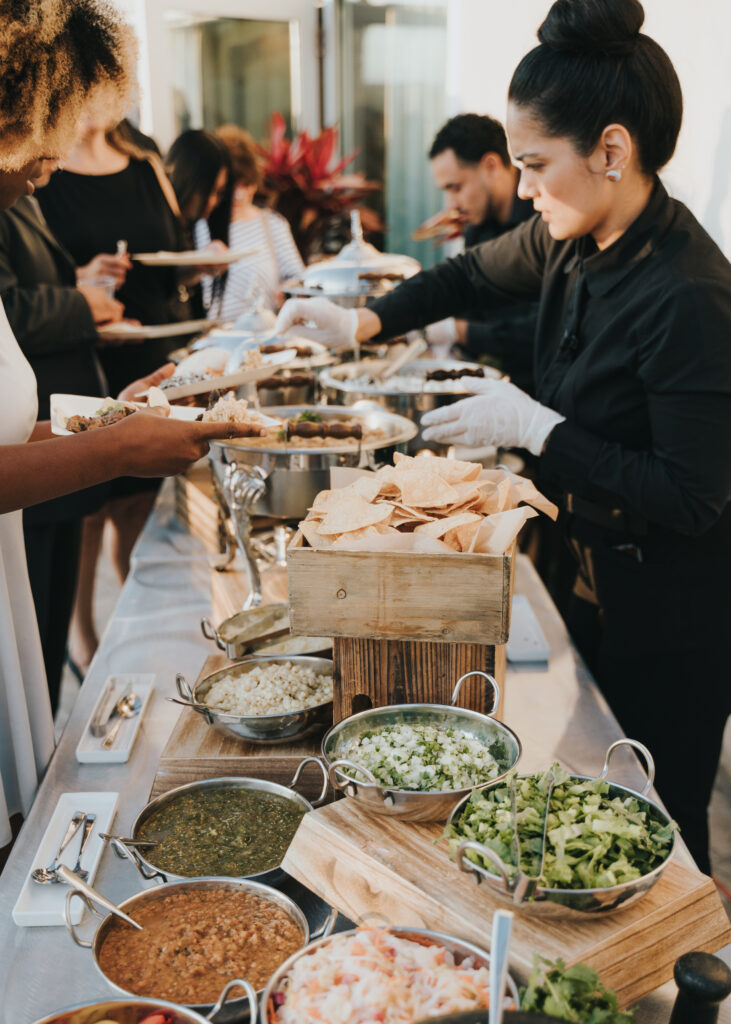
[{"xmin": 195, "ymin": 124, "xmax": 304, "ymax": 320}]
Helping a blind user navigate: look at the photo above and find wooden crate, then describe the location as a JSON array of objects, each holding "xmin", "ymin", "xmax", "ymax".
[
  {"xmin": 152, "ymin": 655, "xmax": 328, "ymax": 801},
  {"xmin": 288, "ymin": 532, "xmax": 516, "ymax": 645},
  {"xmin": 282, "ymin": 799, "xmax": 731, "ymax": 1009}
]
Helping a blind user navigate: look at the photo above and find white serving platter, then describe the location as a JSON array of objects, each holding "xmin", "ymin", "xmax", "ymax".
[
  {"xmin": 131, "ymin": 248, "xmax": 257, "ymax": 267},
  {"xmin": 150, "ymin": 347, "xmax": 298, "ymax": 401},
  {"xmin": 75, "ymin": 674, "xmax": 155, "ymax": 764},
  {"xmin": 97, "ymin": 318, "xmax": 211, "ymax": 341},
  {"xmin": 50, "ymin": 394, "xmax": 204, "ymax": 436},
  {"xmin": 12, "ymin": 791, "xmax": 119, "ymax": 927}
]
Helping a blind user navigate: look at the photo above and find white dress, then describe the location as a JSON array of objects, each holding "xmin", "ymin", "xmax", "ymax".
[{"xmin": 0, "ymin": 299, "xmax": 55, "ymax": 846}]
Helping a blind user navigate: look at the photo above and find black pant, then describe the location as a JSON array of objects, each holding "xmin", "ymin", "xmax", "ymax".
[
  {"xmin": 566, "ymin": 550, "xmax": 730, "ymax": 876},
  {"xmin": 23, "ymin": 518, "xmax": 82, "ymax": 716}
]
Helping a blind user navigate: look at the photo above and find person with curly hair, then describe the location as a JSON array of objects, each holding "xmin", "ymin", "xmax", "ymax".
[{"xmin": 0, "ymin": 0, "xmax": 246, "ymax": 852}]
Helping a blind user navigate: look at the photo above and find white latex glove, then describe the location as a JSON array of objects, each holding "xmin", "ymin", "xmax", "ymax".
[
  {"xmin": 421, "ymin": 378, "xmax": 565, "ymax": 455},
  {"xmin": 425, "ymin": 317, "xmax": 458, "ymax": 347},
  {"xmin": 274, "ymin": 297, "xmax": 358, "ymax": 351}
]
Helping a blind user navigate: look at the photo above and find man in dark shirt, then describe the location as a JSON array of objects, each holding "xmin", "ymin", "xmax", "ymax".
[{"xmin": 425, "ymin": 114, "xmax": 537, "ymax": 393}]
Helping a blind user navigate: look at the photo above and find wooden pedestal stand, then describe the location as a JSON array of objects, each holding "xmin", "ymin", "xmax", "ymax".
[{"xmin": 333, "ymin": 637, "xmax": 505, "ymax": 721}]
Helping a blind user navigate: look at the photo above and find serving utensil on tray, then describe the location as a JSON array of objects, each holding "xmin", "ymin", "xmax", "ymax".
[
  {"xmin": 58, "ymin": 864, "xmax": 142, "ymax": 933},
  {"xmin": 371, "ymin": 335, "xmax": 428, "ymax": 381},
  {"xmin": 101, "ymin": 692, "xmax": 141, "ymax": 750},
  {"xmin": 69, "ymin": 813, "xmax": 96, "ymax": 882},
  {"xmin": 32, "ymin": 811, "xmax": 85, "ymax": 884}
]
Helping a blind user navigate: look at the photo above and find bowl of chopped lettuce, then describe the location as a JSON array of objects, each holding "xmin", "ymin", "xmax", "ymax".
[
  {"xmin": 321, "ymin": 672, "xmax": 522, "ymax": 822},
  {"xmin": 444, "ymin": 739, "xmax": 677, "ymax": 915}
]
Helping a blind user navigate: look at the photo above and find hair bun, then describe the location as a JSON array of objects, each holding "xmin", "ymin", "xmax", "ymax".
[{"xmin": 538, "ymin": 0, "xmax": 644, "ymax": 56}]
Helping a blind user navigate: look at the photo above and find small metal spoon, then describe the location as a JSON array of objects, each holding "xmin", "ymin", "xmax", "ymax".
[
  {"xmin": 32, "ymin": 811, "xmax": 85, "ymax": 884},
  {"xmin": 101, "ymin": 692, "xmax": 141, "ymax": 750}
]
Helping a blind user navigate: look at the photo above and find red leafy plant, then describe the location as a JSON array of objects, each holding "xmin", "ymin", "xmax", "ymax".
[{"xmin": 256, "ymin": 112, "xmax": 383, "ymax": 261}]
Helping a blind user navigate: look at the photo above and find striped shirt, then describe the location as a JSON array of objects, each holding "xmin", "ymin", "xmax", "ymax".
[{"xmin": 194, "ymin": 209, "xmax": 304, "ymax": 320}]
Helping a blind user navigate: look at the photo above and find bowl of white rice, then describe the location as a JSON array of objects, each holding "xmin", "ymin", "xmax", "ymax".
[{"xmin": 174, "ymin": 656, "xmax": 333, "ymax": 743}]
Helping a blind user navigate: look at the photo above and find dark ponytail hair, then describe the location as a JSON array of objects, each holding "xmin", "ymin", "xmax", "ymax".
[
  {"xmin": 165, "ymin": 129, "xmax": 231, "ymax": 227},
  {"xmin": 508, "ymin": 0, "xmax": 682, "ymax": 175}
]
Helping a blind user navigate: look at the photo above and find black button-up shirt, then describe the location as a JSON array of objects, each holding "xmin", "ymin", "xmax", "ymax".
[{"xmin": 370, "ymin": 180, "xmax": 731, "ymax": 547}]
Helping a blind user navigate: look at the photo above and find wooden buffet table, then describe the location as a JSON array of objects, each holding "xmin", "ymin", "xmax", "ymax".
[{"xmin": 0, "ymin": 481, "xmax": 728, "ymax": 1023}]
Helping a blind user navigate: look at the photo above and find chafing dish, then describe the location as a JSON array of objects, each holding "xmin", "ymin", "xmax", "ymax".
[
  {"xmin": 322, "ymin": 672, "xmax": 522, "ymax": 823},
  {"xmin": 171, "ymin": 656, "xmax": 333, "ymax": 743},
  {"xmin": 104, "ymin": 764, "xmax": 328, "ymax": 886},
  {"xmin": 259, "ymin": 926, "xmax": 520, "ymax": 1022},
  {"xmin": 64, "ymin": 876, "xmax": 334, "ymax": 1024},
  {"xmin": 256, "ymin": 370, "xmax": 316, "ymax": 407},
  {"xmin": 208, "ymin": 403, "xmax": 417, "ymax": 521},
  {"xmin": 448, "ymin": 739, "xmax": 677, "ymax": 916},
  {"xmin": 319, "ymin": 357, "xmax": 501, "ymax": 454},
  {"xmin": 283, "ymin": 211, "xmax": 421, "ymax": 308}
]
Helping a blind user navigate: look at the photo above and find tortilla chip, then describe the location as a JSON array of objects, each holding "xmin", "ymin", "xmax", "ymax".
[
  {"xmin": 473, "ymin": 507, "xmax": 538, "ymax": 554},
  {"xmin": 317, "ymin": 494, "xmax": 393, "ymax": 535},
  {"xmin": 394, "ymin": 451, "xmax": 482, "ymax": 484},
  {"xmin": 414, "ymin": 511, "xmax": 482, "ymax": 539},
  {"xmin": 445, "ymin": 519, "xmax": 482, "ymax": 552},
  {"xmin": 396, "ymin": 469, "xmax": 459, "ymax": 508},
  {"xmin": 300, "ymin": 519, "xmax": 335, "ymax": 549},
  {"xmin": 331, "ymin": 524, "xmax": 399, "ymax": 548}
]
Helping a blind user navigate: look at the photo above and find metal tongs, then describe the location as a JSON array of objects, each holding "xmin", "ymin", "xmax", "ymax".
[{"xmin": 508, "ymin": 767, "xmax": 555, "ymax": 904}]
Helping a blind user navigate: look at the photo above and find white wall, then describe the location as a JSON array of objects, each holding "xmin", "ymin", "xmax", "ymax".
[
  {"xmin": 113, "ymin": 0, "xmax": 325, "ymax": 151},
  {"xmin": 446, "ymin": 0, "xmax": 731, "ymax": 255}
]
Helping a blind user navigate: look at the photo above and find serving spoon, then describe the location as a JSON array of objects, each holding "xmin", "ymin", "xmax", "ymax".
[{"xmin": 101, "ymin": 692, "xmax": 141, "ymax": 750}]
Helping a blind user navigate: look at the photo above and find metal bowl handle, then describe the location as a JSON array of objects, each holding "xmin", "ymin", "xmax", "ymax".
[
  {"xmin": 101, "ymin": 834, "xmax": 167, "ymax": 883},
  {"xmin": 289, "ymin": 756, "xmax": 329, "ymax": 807},
  {"xmin": 455, "ymin": 840, "xmax": 513, "ymax": 893},
  {"xmin": 328, "ymin": 758, "xmax": 379, "ymax": 796},
  {"xmin": 599, "ymin": 738, "xmax": 656, "ymax": 796},
  {"xmin": 451, "ymin": 671, "xmax": 501, "ymax": 718},
  {"xmin": 64, "ymin": 890, "xmax": 105, "ymax": 948},
  {"xmin": 201, "ymin": 616, "xmax": 225, "ymax": 651},
  {"xmin": 310, "ymin": 907, "xmax": 338, "ymax": 940},
  {"xmin": 176, "ymin": 673, "xmax": 196, "ymax": 702},
  {"xmin": 207, "ymin": 978, "xmax": 257, "ymax": 1022}
]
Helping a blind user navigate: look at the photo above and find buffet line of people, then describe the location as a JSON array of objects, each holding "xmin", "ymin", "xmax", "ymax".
[{"xmin": 0, "ymin": 0, "xmax": 729, "ymax": 920}]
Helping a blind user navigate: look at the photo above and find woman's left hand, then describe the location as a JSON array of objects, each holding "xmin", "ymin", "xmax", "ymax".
[
  {"xmin": 117, "ymin": 363, "xmax": 176, "ymax": 403},
  {"xmin": 421, "ymin": 378, "xmax": 565, "ymax": 455}
]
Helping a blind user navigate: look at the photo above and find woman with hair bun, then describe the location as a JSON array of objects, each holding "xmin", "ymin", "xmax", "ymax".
[{"xmin": 275, "ymin": 0, "xmax": 731, "ymax": 873}]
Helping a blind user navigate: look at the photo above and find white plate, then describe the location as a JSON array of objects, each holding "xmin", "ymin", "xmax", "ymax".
[
  {"xmin": 131, "ymin": 248, "xmax": 257, "ymax": 267},
  {"xmin": 50, "ymin": 394, "xmax": 205, "ymax": 436},
  {"xmin": 97, "ymin": 318, "xmax": 211, "ymax": 340},
  {"xmin": 75, "ymin": 674, "xmax": 155, "ymax": 764},
  {"xmin": 153, "ymin": 348, "xmax": 298, "ymax": 400},
  {"xmin": 12, "ymin": 792, "xmax": 119, "ymax": 927}
]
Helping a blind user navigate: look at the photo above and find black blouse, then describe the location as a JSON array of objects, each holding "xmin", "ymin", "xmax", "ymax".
[
  {"xmin": 369, "ymin": 181, "xmax": 731, "ymax": 548},
  {"xmin": 38, "ymin": 159, "xmax": 190, "ymax": 393}
]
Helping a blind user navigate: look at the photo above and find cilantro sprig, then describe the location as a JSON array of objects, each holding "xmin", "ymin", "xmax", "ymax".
[{"xmin": 520, "ymin": 955, "xmax": 635, "ymax": 1023}]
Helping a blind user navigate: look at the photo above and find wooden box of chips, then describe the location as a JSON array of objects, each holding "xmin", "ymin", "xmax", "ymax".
[
  {"xmin": 288, "ymin": 530, "xmax": 515, "ymax": 644},
  {"xmin": 287, "ymin": 454, "xmax": 556, "ymax": 647}
]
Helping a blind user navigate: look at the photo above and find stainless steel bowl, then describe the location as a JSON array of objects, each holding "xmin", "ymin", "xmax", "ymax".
[
  {"xmin": 208, "ymin": 404, "xmax": 417, "ymax": 520},
  {"xmin": 104, "ymin": 767, "xmax": 328, "ymax": 887},
  {"xmin": 171, "ymin": 655, "xmax": 334, "ymax": 743},
  {"xmin": 31, "ymin": 996, "xmax": 240, "ymax": 1024},
  {"xmin": 256, "ymin": 372, "xmax": 316, "ymax": 408},
  {"xmin": 259, "ymin": 926, "xmax": 520, "ymax": 1022},
  {"xmin": 64, "ymin": 877, "xmax": 327, "ymax": 1023},
  {"xmin": 200, "ymin": 604, "xmax": 331, "ymax": 661},
  {"xmin": 319, "ymin": 358, "xmax": 501, "ymax": 454},
  {"xmin": 322, "ymin": 672, "xmax": 522, "ymax": 822},
  {"xmin": 447, "ymin": 739, "xmax": 677, "ymax": 916}
]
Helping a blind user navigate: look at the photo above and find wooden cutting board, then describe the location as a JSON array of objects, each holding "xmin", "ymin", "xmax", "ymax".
[
  {"xmin": 282, "ymin": 798, "xmax": 731, "ymax": 1008},
  {"xmin": 151, "ymin": 654, "xmax": 327, "ymax": 801}
]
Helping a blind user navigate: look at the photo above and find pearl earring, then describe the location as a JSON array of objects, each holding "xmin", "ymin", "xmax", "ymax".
[{"xmin": 606, "ymin": 166, "xmax": 625, "ymax": 183}]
